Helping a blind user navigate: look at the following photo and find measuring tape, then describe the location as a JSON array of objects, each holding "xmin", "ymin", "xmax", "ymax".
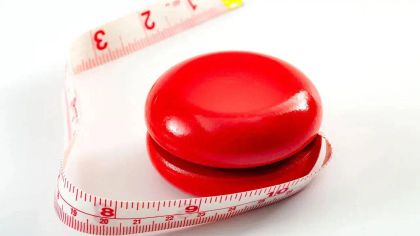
[{"xmin": 55, "ymin": 0, "xmax": 332, "ymax": 234}]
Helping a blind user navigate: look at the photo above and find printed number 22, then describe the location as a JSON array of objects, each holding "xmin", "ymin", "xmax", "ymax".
[
  {"xmin": 141, "ymin": 10, "xmax": 156, "ymax": 30},
  {"xmin": 94, "ymin": 30, "xmax": 108, "ymax": 51}
]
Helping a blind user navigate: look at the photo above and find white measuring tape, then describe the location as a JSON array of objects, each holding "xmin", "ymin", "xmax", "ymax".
[{"xmin": 55, "ymin": 0, "xmax": 332, "ymax": 234}]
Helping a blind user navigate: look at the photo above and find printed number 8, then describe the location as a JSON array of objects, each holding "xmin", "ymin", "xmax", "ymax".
[{"xmin": 100, "ymin": 207, "xmax": 115, "ymax": 217}]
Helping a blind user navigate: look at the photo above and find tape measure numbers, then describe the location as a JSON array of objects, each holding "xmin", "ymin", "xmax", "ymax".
[
  {"xmin": 55, "ymin": 137, "xmax": 329, "ymax": 234},
  {"xmin": 56, "ymin": 0, "xmax": 332, "ymax": 235}
]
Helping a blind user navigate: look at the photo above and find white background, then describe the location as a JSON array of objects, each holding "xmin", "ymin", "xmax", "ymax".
[{"xmin": 1, "ymin": 0, "xmax": 420, "ymax": 235}]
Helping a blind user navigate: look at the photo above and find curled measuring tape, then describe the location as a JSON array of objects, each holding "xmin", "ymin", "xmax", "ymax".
[{"xmin": 55, "ymin": 0, "xmax": 332, "ymax": 234}]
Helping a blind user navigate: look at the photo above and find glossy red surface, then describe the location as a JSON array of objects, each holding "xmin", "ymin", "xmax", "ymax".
[
  {"xmin": 146, "ymin": 51, "xmax": 322, "ymax": 168},
  {"xmin": 147, "ymin": 134, "xmax": 327, "ymax": 196}
]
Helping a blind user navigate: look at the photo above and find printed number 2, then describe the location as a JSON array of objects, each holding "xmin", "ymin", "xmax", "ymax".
[
  {"xmin": 141, "ymin": 10, "xmax": 156, "ymax": 30},
  {"xmin": 93, "ymin": 30, "xmax": 108, "ymax": 51}
]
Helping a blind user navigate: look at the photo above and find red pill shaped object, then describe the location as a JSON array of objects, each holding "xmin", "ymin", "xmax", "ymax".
[{"xmin": 146, "ymin": 51, "xmax": 322, "ymax": 169}]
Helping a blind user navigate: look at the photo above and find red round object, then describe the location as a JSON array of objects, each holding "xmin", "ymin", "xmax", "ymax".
[
  {"xmin": 146, "ymin": 51, "xmax": 322, "ymax": 169},
  {"xmin": 147, "ymin": 134, "xmax": 327, "ymax": 196}
]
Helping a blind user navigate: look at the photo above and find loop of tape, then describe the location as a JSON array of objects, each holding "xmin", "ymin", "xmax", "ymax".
[{"xmin": 55, "ymin": 0, "xmax": 331, "ymax": 234}]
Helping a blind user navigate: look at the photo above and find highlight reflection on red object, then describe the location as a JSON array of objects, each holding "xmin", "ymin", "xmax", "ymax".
[{"xmin": 146, "ymin": 52, "xmax": 322, "ymax": 169}]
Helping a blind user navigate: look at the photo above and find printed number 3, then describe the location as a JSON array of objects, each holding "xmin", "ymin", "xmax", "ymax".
[
  {"xmin": 141, "ymin": 10, "xmax": 156, "ymax": 30},
  {"xmin": 94, "ymin": 30, "xmax": 108, "ymax": 51}
]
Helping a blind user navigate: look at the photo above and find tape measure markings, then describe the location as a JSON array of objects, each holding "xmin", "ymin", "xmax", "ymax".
[
  {"xmin": 55, "ymin": 172, "xmax": 323, "ymax": 235},
  {"xmin": 55, "ymin": 138, "xmax": 328, "ymax": 234},
  {"xmin": 71, "ymin": 0, "xmax": 241, "ymax": 74},
  {"xmin": 56, "ymin": 0, "xmax": 332, "ymax": 234},
  {"xmin": 58, "ymin": 177, "xmax": 299, "ymax": 219}
]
